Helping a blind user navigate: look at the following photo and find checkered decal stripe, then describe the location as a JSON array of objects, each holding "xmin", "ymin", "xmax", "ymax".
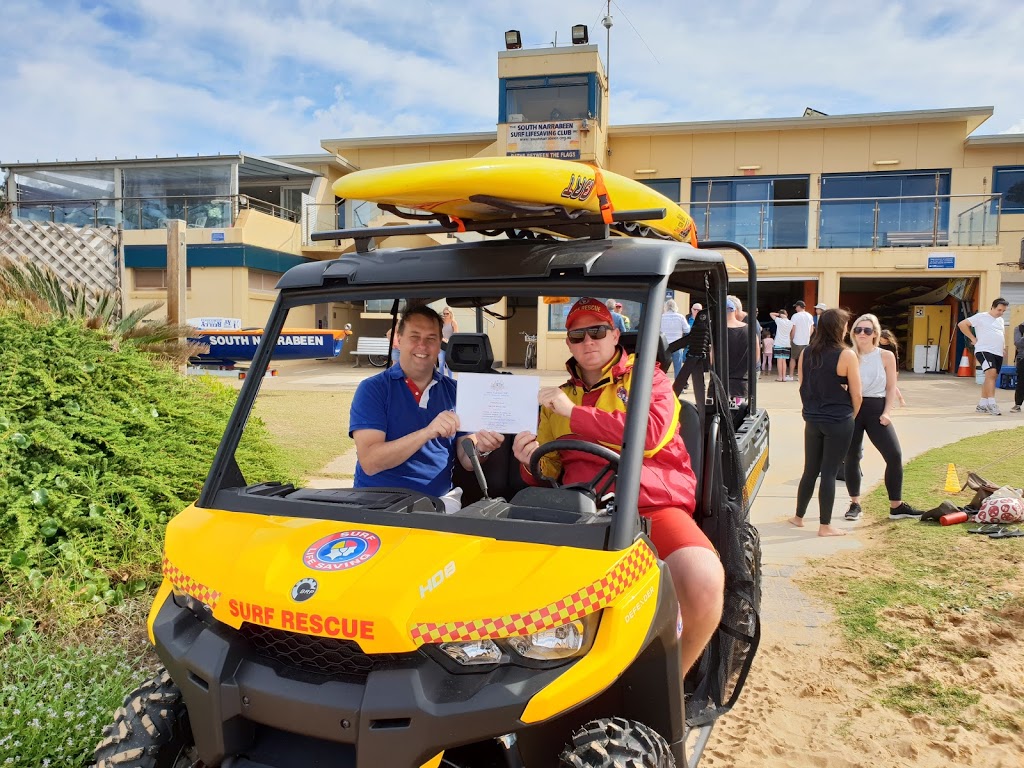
[
  {"xmin": 163, "ymin": 556, "xmax": 221, "ymax": 610},
  {"xmin": 410, "ymin": 543, "xmax": 657, "ymax": 645}
]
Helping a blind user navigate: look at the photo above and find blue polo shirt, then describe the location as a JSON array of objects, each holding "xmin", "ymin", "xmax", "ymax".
[{"xmin": 349, "ymin": 365, "xmax": 458, "ymax": 497}]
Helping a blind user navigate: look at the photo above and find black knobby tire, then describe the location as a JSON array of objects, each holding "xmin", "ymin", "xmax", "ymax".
[
  {"xmin": 367, "ymin": 353, "xmax": 389, "ymax": 368},
  {"xmin": 560, "ymin": 717, "xmax": 675, "ymax": 768},
  {"xmin": 94, "ymin": 668, "xmax": 197, "ymax": 768}
]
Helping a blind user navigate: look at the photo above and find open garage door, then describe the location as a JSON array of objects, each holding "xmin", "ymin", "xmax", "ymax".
[
  {"xmin": 839, "ymin": 276, "xmax": 979, "ymax": 372},
  {"xmin": 730, "ymin": 276, "xmax": 817, "ymax": 336}
]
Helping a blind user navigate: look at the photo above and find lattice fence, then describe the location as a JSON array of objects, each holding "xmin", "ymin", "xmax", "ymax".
[{"xmin": 0, "ymin": 219, "xmax": 121, "ymax": 317}]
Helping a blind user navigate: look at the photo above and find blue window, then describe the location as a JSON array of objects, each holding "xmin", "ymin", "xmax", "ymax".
[
  {"xmin": 500, "ymin": 74, "xmax": 600, "ymax": 123},
  {"xmin": 993, "ymin": 166, "xmax": 1024, "ymax": 214},
  {"xmin": 819, "ymin": 170, "xmax": 950, "ymax": 248},
  {"xmin": 638, "ymin": 178, "xmax": 681, "ymax": 203},
  {"xmin": 690, "ymin": 176, "xmax": 809, "ymax": 249}
]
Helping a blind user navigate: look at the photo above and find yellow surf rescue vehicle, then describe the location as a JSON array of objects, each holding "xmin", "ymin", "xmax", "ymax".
[{"xmin": 95, "ymin": 162, "xmax": 767, "ymax": 768}]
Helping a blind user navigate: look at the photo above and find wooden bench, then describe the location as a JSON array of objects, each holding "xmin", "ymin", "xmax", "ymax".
[
  {"xmin": 350, "ymin": 336, "xmax": 392, "ymax": 367},
  {"xmin": 885, "ymin": 230, "xmax": 949, "ymax": 247}
]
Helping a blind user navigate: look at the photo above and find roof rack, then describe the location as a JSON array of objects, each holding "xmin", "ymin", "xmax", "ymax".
[{"xmin": 310, "ymin": 207, "xmax": 670, "ymax": 252}]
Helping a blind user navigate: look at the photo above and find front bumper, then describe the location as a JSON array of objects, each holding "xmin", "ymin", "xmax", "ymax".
[{"xmin": 152, "ymin": 594, "xmax": 566, "ymax": 767}]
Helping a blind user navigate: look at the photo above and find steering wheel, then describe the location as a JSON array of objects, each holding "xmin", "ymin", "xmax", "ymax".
[{"xmin": 529, "ymin": 439, "xmax": 620, "ymax": 499}]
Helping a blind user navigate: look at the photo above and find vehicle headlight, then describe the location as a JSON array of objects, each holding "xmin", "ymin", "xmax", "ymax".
[
  {"xmin": 507, "ymin": 618, "xmax": 588, "ymax": 661},
  {"xmin": 171, "ymin": 588, "xmax": 214, "ymax": 623},
  {"xmin": 429, "ymin": 614, "xmax": 600, "ymax": 670},
  {"xmin": 438, "ymin": 639, "xmax": 504, "ymax": 666}
]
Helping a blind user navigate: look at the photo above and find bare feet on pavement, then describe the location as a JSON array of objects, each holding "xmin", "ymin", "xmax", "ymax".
[
  {"xmin": 788, "ymin": 516, "xmax": 804, "ymax": 527},
  {"xmin": 818, "ymin": 525, "xmax": 846, "ymax": 537}
]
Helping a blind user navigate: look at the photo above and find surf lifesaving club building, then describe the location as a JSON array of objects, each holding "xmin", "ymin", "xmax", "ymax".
[{"xmin": 3, "ymin": 40, "xmax": 1023, "ymax": 371}]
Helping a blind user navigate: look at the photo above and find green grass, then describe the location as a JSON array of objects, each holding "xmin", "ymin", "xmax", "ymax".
[
  {"xmin": 252, "ymin": 389, "xmax": 355, "ymax": 481},
  {"xmin": 800, "ymin": 425, "xmax": 1024, "ymax": 724},
  {"xmin": 0, "ymin": 600, "xmax": 159, "ymax": 768},
  {"xmin": 881, "ymin": 681, "xmax": 982, "ymax": 725}
]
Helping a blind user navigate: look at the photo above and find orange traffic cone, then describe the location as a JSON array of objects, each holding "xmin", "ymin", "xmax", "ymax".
[{"xmin": 956, "ymin": 351, "xmax": 973, "ymax": 377}]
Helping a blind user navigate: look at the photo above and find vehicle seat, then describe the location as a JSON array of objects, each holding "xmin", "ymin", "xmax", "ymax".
[
  {"xmin": 619, "ymin": 331, "xmax": 671, "ymax": 374},
  {"xmin": 679, "ymin": 399, "xmax": 703, "ymax": 509},
  {"xmin": 446, "ymin": 333, "xmax": 499, "ymax": 373},
  {"xmin": 446, "ymin": 333, "xmax": 527, "ymax": 503}
]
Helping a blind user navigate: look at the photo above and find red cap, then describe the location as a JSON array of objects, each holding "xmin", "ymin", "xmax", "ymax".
[{"xmin": 566, "ymin": 297, "xmax": 614, "ymax": 329}]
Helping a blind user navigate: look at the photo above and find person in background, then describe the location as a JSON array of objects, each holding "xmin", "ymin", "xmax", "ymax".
[
  {"xmin": 660, "ymin": 298, "xmax": 690, "ymax": 379},
  {"xmin": 350, "ymin": 306, "xmax": 503, "ymax": 513},
  {"xmin": 958, "ymin": 297, "xmax": 1009, "ymax": 415},
  {"xmin": 770, "ymin": 308, "xmax": 794, "ymax": 381},
  {"xmin": 761, "ymin": 329, "xmax": 774, "ymax": 378},
  {"xmin": 511, "ymin": 297, "xmax": 723, "ymax": 674},
  {"xmin": 725, "ymin": 296, "xmax": 750, "ymax": 401},
  {"xmin": 790, "ymin": 300, "xmax": 816, "ymax": 379},
  {"xmin": 689, "ymin": 302, "xmax": 703, "ymax": 323},
  {"xmin": 730, "ymin": 296, "xmax": 762, "ymax": 375},
  {"xmin": 814, "ymin": 302, "xmax": 827, "ymax": 326},
  {"xmin": 606, "ymin": 299, "xmax": 628, "ymax": 332},
  {"xmin": 438, "ymin": 306, "xmax": 458, "ymax": 376},
  {"xmin": 614, "ymin": 301, "xmax": 632, "ymax": 329},
  {"xmin": 878, "ymin": 329, "xmax": 906, "ymax": 406},
  {"xmin": 843, "ymin": 314, "xmax": 921, "ymax": 522},
  {"xmin": 385, "ymin": 326, "xmax": 400, "ymax": 364},
  {"xmin": 789, "ymin": 308, "xmax": 862, "ymax": 537},
  {"xmin": 1012, "ymin": 318, "xmax": 1024, "ymax": 413}
]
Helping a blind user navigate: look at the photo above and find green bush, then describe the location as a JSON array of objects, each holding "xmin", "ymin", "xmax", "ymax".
[{"xmin": 0, "ymin": 311, "xmax": 288, "ymax": 630}]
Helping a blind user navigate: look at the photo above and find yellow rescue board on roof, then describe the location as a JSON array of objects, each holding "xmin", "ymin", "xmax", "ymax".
[{"xmin": 331, "ymin": 157, "xmax": 698, "ymax": 245}]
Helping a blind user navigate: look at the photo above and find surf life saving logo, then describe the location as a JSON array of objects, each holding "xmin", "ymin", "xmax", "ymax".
[
  {"xmin": 303, "ymin": 531, "xmax": 381, "ymax": 572},
  {"xmin": 560, "ymin": 174, "xmax": 595, "ymax": 202}
]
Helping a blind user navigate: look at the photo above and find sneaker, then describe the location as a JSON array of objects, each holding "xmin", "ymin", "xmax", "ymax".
[
  {"xmin": 976, "ymin": 404, "xmax": 989, "ymax": 413},
  {"xmin": 889, "ymin": 503, "xmax": 923, "ymax": 521},
  {"xmin": 845, "ymin": 502, "xmax": 862, "ymax": 521},
  {"xmin": 988, "ymin": 404, "xmax": 1002, "ymax": 415},
  {"xmin": 1011, "ymin": 405, "xmax": 1022, "ymax": 413},
  {"xmin": 784, "ymin": 375, "xmax": 794, "ymax": 381}
]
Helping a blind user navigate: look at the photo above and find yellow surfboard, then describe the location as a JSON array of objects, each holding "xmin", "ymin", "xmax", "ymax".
[{"xmin": 331, "ymin": 157, "xmax": 697, "ymax": 245}]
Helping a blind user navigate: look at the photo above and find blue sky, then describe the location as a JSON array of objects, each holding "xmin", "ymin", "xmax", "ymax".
[{"xmin": 1, "ymin": 0, "xmax": 1021, "ymax": 164}]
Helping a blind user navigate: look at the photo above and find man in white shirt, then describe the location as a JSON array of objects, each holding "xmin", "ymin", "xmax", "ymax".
[
  {"xmin": 958, "ymin": 298, "xmax": 1009, "ymax": 415},
  {"xmin": 659, "ymin": 299, "xmax": 690, "ymax": 378},
  {"xmin": 769, "ymin": 309, "xmax": 795, "ymax": 381},
  {"xmin": 790, "ymin": 300, "xmax": 816, "ymax": 379}
]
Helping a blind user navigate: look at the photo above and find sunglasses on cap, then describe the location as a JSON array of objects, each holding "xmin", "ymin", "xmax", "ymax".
[
  {"xmin": 567, "ymin": 325, "xmax": 613, "ymax": 343},
  {"xmin": 852, "ymin": 327, "xmax": 874, "ymax": 335}
]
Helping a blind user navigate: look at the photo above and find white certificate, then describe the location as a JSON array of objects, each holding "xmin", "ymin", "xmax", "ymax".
[{"xmin": 455, "ymin": 373, "xmax": 540, "ymax": 434}]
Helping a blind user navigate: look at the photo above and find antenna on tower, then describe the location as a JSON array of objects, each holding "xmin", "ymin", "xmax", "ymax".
[{"xmin": 602, "ymin": 1, "xmax": 613, "ymax": 83}]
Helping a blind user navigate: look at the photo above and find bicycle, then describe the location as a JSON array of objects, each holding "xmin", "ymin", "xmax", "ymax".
[{"xmin": 522, "ymin": 331, "xmax": 537, "ymax": 369}]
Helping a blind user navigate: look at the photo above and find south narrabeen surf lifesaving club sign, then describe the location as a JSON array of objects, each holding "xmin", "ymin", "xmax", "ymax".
[
  {"xmin": 506, "ymin": 120, "xmax": 582, "ymax": 160},
  {"xmin": 190, "ymin": 329, "xmax": 350, "ymax": 362}
]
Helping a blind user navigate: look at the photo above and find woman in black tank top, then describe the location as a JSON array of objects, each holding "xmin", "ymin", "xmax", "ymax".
[{"xmin": 789, "ymin": 309, "xmax": 863, "ymax": 537}]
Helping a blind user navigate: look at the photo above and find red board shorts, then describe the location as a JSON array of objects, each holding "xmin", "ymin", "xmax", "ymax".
[{"xmin": 640, "ymin": 506, "xmax": 715, "ymax": 556}]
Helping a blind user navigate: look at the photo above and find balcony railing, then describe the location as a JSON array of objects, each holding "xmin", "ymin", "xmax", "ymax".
[
  {"xmin": 687, "ymin": 192, "xmax": 1001, "ymax": 250},
  {"xmin": 10, "ymin": 194, "xmax": 300, "ymax": 230}
]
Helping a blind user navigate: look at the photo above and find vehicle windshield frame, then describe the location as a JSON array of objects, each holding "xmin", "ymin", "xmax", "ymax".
[{"xmin": 198, "ymin": 244, "xmax": 735, "ymax": 551}]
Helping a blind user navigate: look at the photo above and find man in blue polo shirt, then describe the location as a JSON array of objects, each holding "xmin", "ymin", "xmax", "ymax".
[{"xmin": 349, "ymin": 305, "xmax": 504, "ymax": 512}]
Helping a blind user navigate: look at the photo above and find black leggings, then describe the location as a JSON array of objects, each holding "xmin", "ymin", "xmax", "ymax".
[
  {"xmin": 796, "ymin": 418, "xmax": 854, "ymax": 525},
  {"xmin": 1016, "ymin": 359, "xmax": 1024, "ymax": 407},
  {"xmin": 845, "ymin": 397, "xmax": 903, "ymax": 501}
]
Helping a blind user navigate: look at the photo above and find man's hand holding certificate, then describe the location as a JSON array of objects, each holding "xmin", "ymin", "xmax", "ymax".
[{"xmin": 455, "ymin": 373, "xmax": 540, "ymax": 435}]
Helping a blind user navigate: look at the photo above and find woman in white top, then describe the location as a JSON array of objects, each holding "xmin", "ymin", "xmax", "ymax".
[
  {"xmin": 438, "ymin": 306, "xmax": 459, "ymax": 375},
  {"xmin": 843, "ymin": 314, "xmax": 920, "ymax": 522},
  {"xmin": 769, "ymin": 309, "xmax": 794, "ymax": 381}
]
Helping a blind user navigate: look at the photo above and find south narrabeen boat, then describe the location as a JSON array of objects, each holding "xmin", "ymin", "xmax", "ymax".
[{"xmin": 190, "ymin": 328, "xmax": 351, "ymax": 364}]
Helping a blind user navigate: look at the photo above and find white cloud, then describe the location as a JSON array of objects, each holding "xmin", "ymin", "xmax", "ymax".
[{"xmin": 0, "ymin": 0, "xmax": 1022, "ymax": 165}]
